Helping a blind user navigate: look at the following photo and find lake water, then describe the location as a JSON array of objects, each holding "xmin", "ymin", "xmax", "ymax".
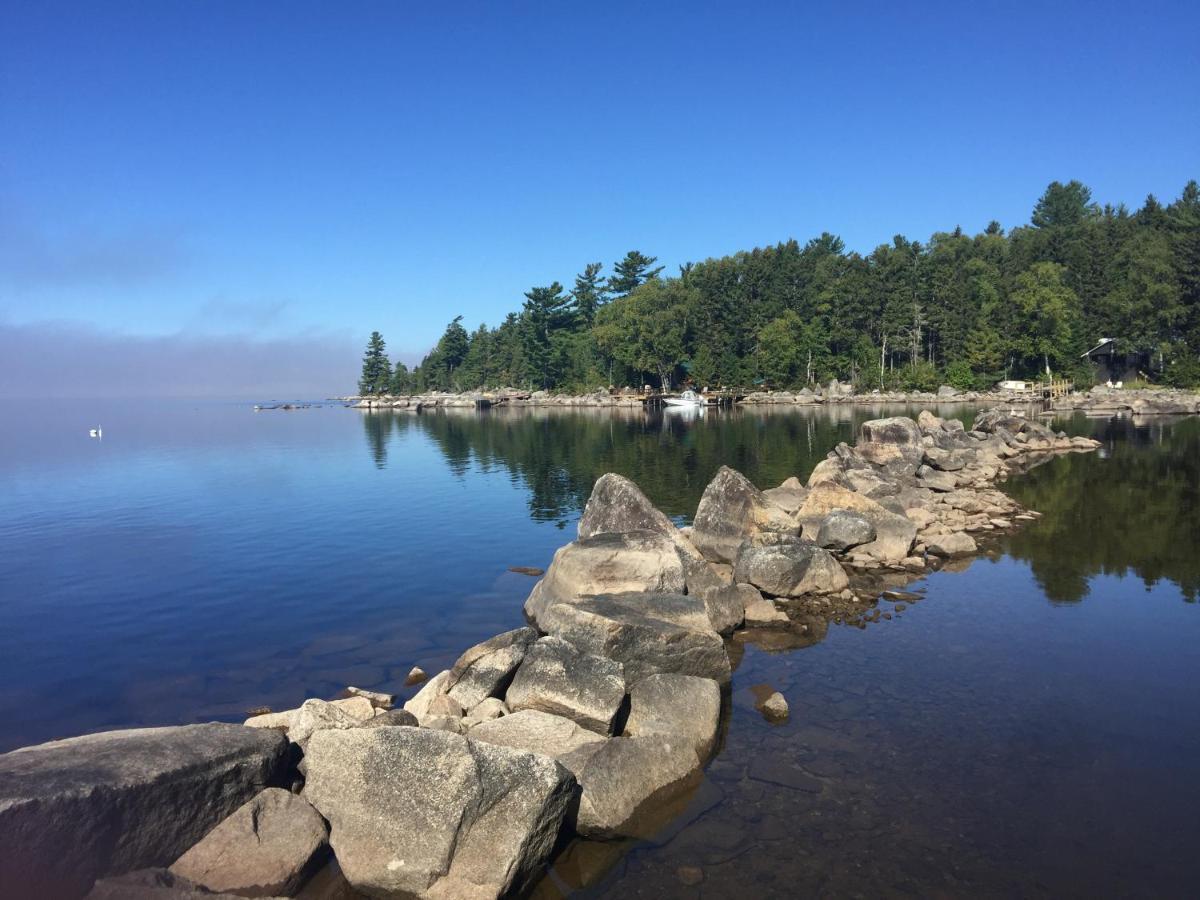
[{"xmin": 1, "ymin": 399, "xmax": 1197, "ymax": 897}]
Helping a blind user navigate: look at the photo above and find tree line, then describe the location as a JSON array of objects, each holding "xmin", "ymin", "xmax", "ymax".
[{"xmin": 358, "ymin": 179, "xmax": 1200, "ymax": 395}]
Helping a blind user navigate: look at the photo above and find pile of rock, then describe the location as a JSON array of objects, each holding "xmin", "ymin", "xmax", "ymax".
[
  {"xmin": 1051, "ymin": 385, "xmax": 1200, "ymax": 416},
  {"xmin": 0, "ymin": 408, "xmax": 1102, "ymax": 899}
]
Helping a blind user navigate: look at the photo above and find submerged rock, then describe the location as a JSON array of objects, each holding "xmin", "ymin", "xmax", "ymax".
[
  {"xmin": 169, "ymin": 788, "xmax": 328, "ymax": 897},
  {"xmin": 85, "ymin": 869, "xmax": 249, "ymax": 899},
  {"xmin": 303, "ymin": 727, "xmax": 574, "ymax": 900},
  {"xmin": 0, "ymin": 724, "xmax": 288, "ymax": 898}
]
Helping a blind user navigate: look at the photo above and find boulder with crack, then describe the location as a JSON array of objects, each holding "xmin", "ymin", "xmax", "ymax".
[
  {"xmin": 538, "ymin": 593, "xmax": 731, "ymax": 685},
  {"xmin": 0, "ymin": 724, "xmax": 288, "ymax": 898},
  {"xmin": 524, "ymin": 531, "xmax": 685, "ymax": 627},
  {"xmin": 690, "ymin": 466, "xmax": 797, "ymax": 565},
  {"xmin": 169, "ymin": 788, "xmax": 328, "ymax": 897},
  {"xmin": 505, "ymin": 636, "xmax": 626, "ymax": 734},
  {"xmin": 303, "ymin": 726, "xmax": 574, "ymax": 900},
  {"xmin": 445, "ymin": 627, "xmax": 538, "ymax": 710}
]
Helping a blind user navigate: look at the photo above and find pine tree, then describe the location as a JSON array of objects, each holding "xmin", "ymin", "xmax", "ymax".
[
  {"xmin": 358, "ymin": 331, "xmax": 392, "ymax": 395},
  {"xmin": 571, "ymin": 262, "xmax": 607, "ymax": 325},
  {"xmin": 522, "ymin": 283, "xmax": 576, "ymax": 388},
  {"xmin": 607, "ymin": 251, "xmax": 664, "ymax": 297}
]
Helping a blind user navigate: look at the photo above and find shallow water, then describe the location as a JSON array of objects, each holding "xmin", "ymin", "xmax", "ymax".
[{"xmin": 1, "ymin": 400, "xmax": 1197, "ymax": 897}]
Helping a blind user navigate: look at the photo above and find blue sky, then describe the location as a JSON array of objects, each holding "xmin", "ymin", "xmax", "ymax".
[{"xmin": 2, "ymin": 0, "xmax": 1198, "ymax": 393}]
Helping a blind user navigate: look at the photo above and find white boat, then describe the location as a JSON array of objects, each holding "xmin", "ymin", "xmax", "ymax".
[{"xmin": 663, "ymin": 390, "xmax": 705, "ymax": 410}]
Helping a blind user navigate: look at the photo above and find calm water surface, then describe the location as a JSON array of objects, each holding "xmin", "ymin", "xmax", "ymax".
[{"xmin": 1, "ymin": 399, "xmax": 1197, "ymax": 898}]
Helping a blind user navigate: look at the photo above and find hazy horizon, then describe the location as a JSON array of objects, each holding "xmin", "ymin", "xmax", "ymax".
[{"xmin": 3, "ymin": 1, "xmax": 1198, "ymax": 396}]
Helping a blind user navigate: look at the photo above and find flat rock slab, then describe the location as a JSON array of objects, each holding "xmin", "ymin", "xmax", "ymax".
[
  {"xmin": 303, "ymin": 727, "xmax": 574, "ymax": 900},
  {"xmin": 170, "ymin": 788, "xmax": 328, "ymax": 897},
  {"xmin": 540, "ymin": 593, "xmax": 731, "ymax": 685},
  {"xmin": 625, "ymin": 674, "xmax": 722, "ymax": 761},
  {"xmin": 469, "ymin": 710, "xmax": 606, "ymax": 774},
  {"xmin": 0, "ymin": 723, "xmax": 288, "ymax": 898},
  {"xmin": 505, "ymin": 636, "xmax": 626, "ymax": 734}
]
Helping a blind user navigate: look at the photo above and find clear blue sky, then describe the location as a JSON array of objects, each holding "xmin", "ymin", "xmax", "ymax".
[{"xmin": 2, "ymin": 0, "xmax": 1198, "ymax": 394}]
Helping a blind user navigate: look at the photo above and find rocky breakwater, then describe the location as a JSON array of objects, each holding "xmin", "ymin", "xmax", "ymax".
[
  {"xmin": 0, "ymin": 408, "xmax": 1100, "ymax": 899},
  {"xmin": 352, "ymin": 388, "xmax": 646, "ymax": 411},
  {"xmin": 1051, "ymin": 385, "xmax": 1200, "ymax": 416}
]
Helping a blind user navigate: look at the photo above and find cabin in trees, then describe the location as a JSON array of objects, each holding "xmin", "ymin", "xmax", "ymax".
[{"xmin": 1080, "ymin": 338, "xmax": 1148, "ymax": 384}]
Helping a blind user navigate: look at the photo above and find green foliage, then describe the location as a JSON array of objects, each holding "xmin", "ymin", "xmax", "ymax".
[
  {"xmin": 358, "ymin": 331, "xmax": 392, "ymax": 395},
  {"xmin": 365, "ymin": 179, "xmax": 1200, "ymax": 395}
]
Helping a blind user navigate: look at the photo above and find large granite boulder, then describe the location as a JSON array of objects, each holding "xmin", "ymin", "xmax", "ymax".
[
  {"xmin": 815, "ymin": 510, "xmax": 876, "ymax": 552},
  {"xmin": 859, "ymin": 416, "xmax": 922, "ymax": 447},
  {"xmin": 690, "ymin": 466, "xmax": 797, "ymax": 565},
  {"xmin": 922, "ymin": 446, "xmax": 972, "ymax": 471},
  {"xmin": 576, "ymin": 474, "xmax": 726, "ymax": 598},
  {"xmin": 797, "ymin": 482, "xmax": 916, "ymax": 564},
  {"xmin": 572, "ymin": 736, "xmax": 702, "ymax": 839},
  {"xmin": 624, "ymin": 674, "xmax": 721, "ymax": 761},
  {"xmin": 524, "ymin": 531, "xmax": 685, "ymax": 627},
  {"xmin": 303, "ymin": 727, "xmax": 574, "ymax": 900},
  {"xmin": 169, "ymin": 788, "xmax": 328, "ymax": 897},
  {"xmin": 505, "ymin": 636, "xmax": 626, "ymax": 734},
  {"xmin": 761, "ymin": 477, "xmax": 808, "ymax": 515},
  {"xmin": 446, "ymin": 627, "xmax": 538, "ymax": 710},
  {"xmin": 732, "ymin": 534, "xmax": 848, "ymax": 596},
  {"xmin": 0, "ymin": 724, "xmax": 288, "ymax": 898},
  {"xmin": 539, "ymin": 593, "xmax": 731, "ymax": 685},
  {"xmin": 468, "ymin": 710, "xmax": 606, "ymax": 776}
]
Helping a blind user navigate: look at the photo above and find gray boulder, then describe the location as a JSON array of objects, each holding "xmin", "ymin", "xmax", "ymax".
[
  {"xmin": 859, "ymin": 416, "xmax": 922, "ymax": 447},
  {"xmin": 815, "ymin": 510, "xmax": 876, "ymax": 552},
  {"xmin": 923, "ymin": 446, "xmax": 971, "ymax": 471},
  {"xmin": 303, "ymin": 727, "xmax": 574, "ymax": 900},
  {"xmin": 698, "ymin": 583, "xmax": 747, "ymax": 634},
  {"xmin": 469, "ymin": 710, "xmax": 605, "ymax": 775},
  {"xmin": 937, "ymin": 384, "xmax": 960, "ymax": 398},
  {"xmin": 0, "ymin": 724, "xmax": 288, "ymax": 899},
  {"xmin": 524, "ymin": 531, "xmax": 685, "ymax": 627},
  {"xmin": 505, "ymin": 636, "xmax": 626, "ymax": 734},
  {"xmin": 690, "ymin": 466, "xmax": 797, "ymax": 565},
  {"xmin": 573, "ymin": 736, "xmax": 702, "ymax": 839},
  {"xmin": 732, "ymin": 534, "xmax": 849, "ymax": 597},
  {"xmin": 169, "ymin": 788, "xmax": 327, "ymax": 897},
  {"xmin": 917, "ymin": 465, "xmax": 958, "ymax": 492},
  {"xmin": 624, "ymin": 674, "xmax": 721, "ymax": 761},
  {"xmin": 797, "ymin": 482, "xmax": 916, "ymax": 564},
  {"xmin": 361, "ymin": 708, "xmax": 419, "ymax": 728},
  {"xmin": 926, "ymin": 531, "xmax": 978, "ymax": 557},
  {"xmin": 575, "ymin": 473, "xmax": 726, "ymax": 598},
  {"xmin": 402, "ymin": 669, "xmax": 450, "ymax": 721},
  {"xmin": 446, "ymin": 627, "xmax": 538, "ymax": 709},
  {"xmin": 289, "ymin": 699, "xmax": 362, "ymax": 751},
  {"xmin": 539, "ymin": 593, "xmax": 731, "ymax": 685}
]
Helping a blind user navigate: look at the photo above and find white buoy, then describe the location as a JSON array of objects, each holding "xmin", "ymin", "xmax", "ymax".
[{"xmin": 89, "ymin": 427, "xmax": 102, "ymax": 439}]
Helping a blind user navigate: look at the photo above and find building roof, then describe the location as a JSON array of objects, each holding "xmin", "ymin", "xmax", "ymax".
[{"xmin": 1081, "ymin": 338, "xmax": 1115, "ymax": 359}]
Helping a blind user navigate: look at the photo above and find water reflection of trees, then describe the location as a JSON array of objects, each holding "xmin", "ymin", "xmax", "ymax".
[
  {"xmin": 1004, "ymin": 416, "xmax": 1200, "ymax": 603},
  {"xmin": 362, "ymin": 406, "xmax": 899, "ymax": 523}
]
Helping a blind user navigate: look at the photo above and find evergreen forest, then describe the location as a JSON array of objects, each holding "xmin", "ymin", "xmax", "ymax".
[{"xmin": 358, "ymin": 180, "xmax": 1200, "ymax": 395}]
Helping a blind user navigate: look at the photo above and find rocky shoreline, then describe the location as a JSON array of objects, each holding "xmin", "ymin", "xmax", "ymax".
[
  {"xmin": 1051, "ymin": 385, "xmax": 1200, "ymax": 416},
  {"xmin": 0, "ymin": 408, "xmax": 1106, "ymax": 898},
  {"xmin": 344, "ymin": 383, "xmax": 1026, "ymax": 411}
]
